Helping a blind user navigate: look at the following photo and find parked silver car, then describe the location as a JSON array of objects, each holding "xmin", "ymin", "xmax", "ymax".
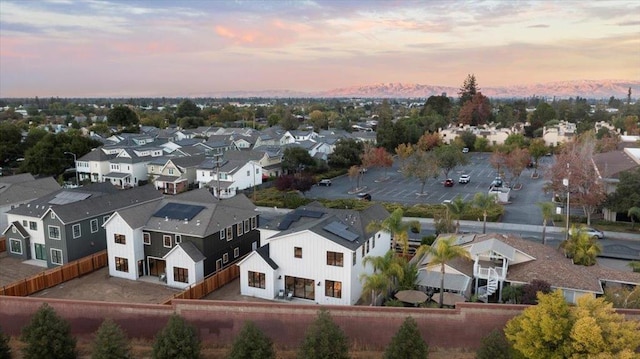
[{"xmin": 569, "ymin": 226, "xmax": 605, "ymax": 240}]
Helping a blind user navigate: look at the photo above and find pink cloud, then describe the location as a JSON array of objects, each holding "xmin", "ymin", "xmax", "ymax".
[
  {"xmin": 110, "ymin": 40, "xmax": 179, "ymax": 55},
  {"xmin": 0, "ymin": 36, "xmax": 39, "ymax": 59},
  {"xmin": 214, "ymin": 21, "xmax": 301, "ymax": 48}
]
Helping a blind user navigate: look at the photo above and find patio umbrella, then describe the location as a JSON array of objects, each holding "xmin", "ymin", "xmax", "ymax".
[
  {"xmin": 395, "ymin": 290, "xmax": 428, "ymax": 304},
  {"xmin": 431, "ymin": 292, "xmax": 467, "ymax": 306}
]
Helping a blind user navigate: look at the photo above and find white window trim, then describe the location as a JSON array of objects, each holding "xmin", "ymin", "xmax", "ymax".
[
  {"xmin": 48, "ymin": 225, "xmax": 61, "ymax": 240},
  {"xmin": 50, "ymin": 248, "xmax": 63, "ymax": 265},
  {"xmin": 244, "ymin": 219, "xmax": 249, "ymax": 232},
  {"xmin": 9, "ymin": 239, "xmax": 22, "ymax": 255},
  {"xmin": 103, "ymin": 215, "xmax": 110, "ymax": 224},
  {"xmin": 90, "ymin": 219, "xmax": 99, "ymax": 233},
  {"xmin": 163, "ymin": 235, "xmax": 172, "ymax": 248},
  {"xmin": 234, "ymin": 247, "xmax": 239, "ymax": 258},
  {"xmin": 223, "ymin": 253, "xmax": 229, "ymax": 263},
  {"xmin": 220, "ymin": 229, "xmax": 225, "ymax": 240},
  {"xmin": 236, "ymin": 222, "xmax": 243, "ymax": 236},
  {"xmin": 50, "ymin": 212, "xmax": 55, "ymax": 219},
  {"xmin": 72, "ymin": 224, "xmax": 81, "ymax": 239},
  {"xmin": 175, "ymin": 235, "xmax": 182, "ymax": 244},
  {"xmin": 143, "ymin": 232, "xmax": 151, "ymax": 245}
]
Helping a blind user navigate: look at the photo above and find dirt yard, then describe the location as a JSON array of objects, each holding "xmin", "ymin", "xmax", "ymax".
[
  {"xmin": 29, "ymin": 267, "xmax": 180, "ymax": 304},
  {"xmin": 0, "ymin": 252, "xmax": 47, "ymax": 286}
]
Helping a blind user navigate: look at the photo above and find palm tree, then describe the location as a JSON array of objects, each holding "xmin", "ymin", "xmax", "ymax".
[
  {"xmin": 366, "ymin": 208, "xmax": 420, "ymax": 255},
  {"xmin": 628, "ymin": 207, "xmax": 640, "ymax": 229},
  {"xmin": 416, "ymin": 236, "xmax": 471, "ymax": 308},
  {"xmin": 537, "ymin": 202, "xmax": 555, "ymax": 245},
  {"xmin": 560, "ymin": 226, "xmax": 602, "ymax": 266},
  {"xmin": 359, "ymin": 272, "xmax": 389, "ymax": 306},
  {"xmin": 473, "ymin": 192, "xmax": 498, "ymax": 234},
  {"xmin": 446, "ymin": 196, "xmax": 468, "ymax": 234},
  {"xmin": 363, "ymin": 250, "xmax": 404, "ymax": 291}
]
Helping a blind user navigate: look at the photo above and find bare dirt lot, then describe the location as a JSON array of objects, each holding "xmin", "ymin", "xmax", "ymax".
[
  {"xmin": 29, "ymin": 267, "xmax": 180, "ymax": 304},
  {"xmin": 0, "ymin": 252, "xmax": 47, "ymax": 287}
]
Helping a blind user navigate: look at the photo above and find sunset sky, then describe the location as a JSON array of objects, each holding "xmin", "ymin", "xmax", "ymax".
[{"xmin": 1, "ymin": 0, "xmax": 639, "ymax": 98}]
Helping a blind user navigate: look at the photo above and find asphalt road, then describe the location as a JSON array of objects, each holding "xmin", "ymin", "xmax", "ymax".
[{"xmin": 308, "ymin": 152, "xmax": 555, "ymax": 226}]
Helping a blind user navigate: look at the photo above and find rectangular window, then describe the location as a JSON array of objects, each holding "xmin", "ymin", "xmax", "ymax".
[
  {"xmin": 361, "ymin": 245, "xmax": 365, "ymax": 257},
  {"xmin": 234, "ymin": 247, "xmax": 239, "ymax": 258},
  {"xmin": 223, "ymin": 253, "xmax": 229, "ymax": 263},
  {"xmin": 163, "ymin": 235, "xmax": 172, "ymax": 248},
  {"xmin": 11, "ymin": 227, "xmax": 16, "ymax": 233},
  {"xmin": 173, "ymin": 267, "xmax": 188, "ymax": 283},
  {"xmin": 248, "ymin": 271, "xmax": 266, "ymax": 289},
  {"xmin": 216, "ymin": 259, "xmax": 222, "ymax": 271},
  {"xmin": 294, "ymin": 247, "xmax": 302, "ymax": 258},
  {"xmin": 226, "ymin": 227, "xmax": 233, "ymax": 241},
  {"xmin": 325, "ymin": 280, "xmax": 342, "ymax": 298},
  {"xmin": 326, "ymin": 251, "xmax": 344, "ymax": 267},
  {"xmin": 29, "ymin": 221, "xmax": 37, "ymax": 230},
  {"xmin": 247, "ymin": 170, "xmax": 250, "ymax": 176},
  {"xmin": 50, "ymin": 212, "xmax": 55, "ymax": 219},
  {"xmin": 114, "ymin": 234, "xmax": 126, "ymax": 245},
  {"xmin": 175, "ymin": 235, "xmax": 182, "ymax": 244},
  {"xmin": 251, "ymin": 216, "xmax": 257, "ymax": 229},
  {"xmin": 353, "ymin": 252, "xmax": 356, "ymax": 266},
  {"xmin": 90, "ymin": 219, "xmax": 98, "ymax": 233},
  {"xmin": 50, "ymin": 248, "xmax": 63, "ymax": 265},
  {"xmin": 220, "ymin": 229, "xmax": 225, "ymax": 240},
  {"xmin": 115, "ymin": 257, "xmax": 129, "ymax": 273},
  {"xmin": 366, "ymin": 240, "xmax": 370, "ymax": 254},
  {"xmin": 244, "ymin": 219, "xmax": 249, "ymax": 232},
  {"xmin": 236, "ymin": 222, "xmax": 243, "ymax": 236},
  {"xmin": 168, "ymin": 168, "xmax": 174, "ymax": 175},
  {"xmin": 48, "ymin": 225, "xmax": 60, "ymax": 240},
  {"xmin": 9, "ymin": 239, "xmax": 22, "ymax": 255},
  {"xmin": 143, "ymin": 232, "xmax": 151, "ymax": 245},
  {"xmin": 72, "ymin": 224, "xmax": 81, "ymax": 239},
  {"xmin": 103, "ymin": 215, "xmax": 110, "ymax": 224},
  {"xmin": 22, "ymin": 220, "xmax": 27, "ymax": 226},
  {"xmin": 372, "ymin": 235, "xmax": 375, "ymax": 248}
]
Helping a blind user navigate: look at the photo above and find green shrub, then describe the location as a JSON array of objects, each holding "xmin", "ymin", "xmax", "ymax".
[
  {"xmin": 476, "ymin": 329, "xmax": 516, "ymax": 359},
  {"xmin": 21, "ymin": 303, "xmax": 77, "ymax": 359},
  {"xmin": 152, "ymin": 314, "xmax": 200, "ymax": 359},
  {"xmin": 297, "ymin": 309, "xmax": 349, "ymax": 359},
  {"xmin": 0, "ymin": 325, "xmax": 11, "ymax": 359},
  {"xmin": 91, "ymin": 319, "xmax": 131, "ymax": 359},
  {"xmin": 228, "ymin": 321, "xmax": 275, "ymax": 359},
  {"xmin": 383, "ymin": 317, "xmax": 428, "ymax": 359},
  {"xmin": 384, "ymin": 299, "xmax": 405, "ymax": 307}
]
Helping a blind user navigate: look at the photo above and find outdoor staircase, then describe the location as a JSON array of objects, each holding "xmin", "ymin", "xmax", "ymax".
[{"xmin": 477, "ymin": 267, "xmax": 499, "ymax": 303}]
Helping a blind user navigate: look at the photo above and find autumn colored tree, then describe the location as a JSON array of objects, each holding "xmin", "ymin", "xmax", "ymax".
[
  {"xmin": 362, "ymin": 146, "xmax": 393, "ymax": 179},
  {"xmin": 402, "ymin": 149, "xmax": 439, "ymax": 196},
  {"xmin": 458, "ymin": 92, "xmax": 492, "ymax": 126},
  {"xmin": 395, "ymin": 143, "xmax": 413, "ymax": 172},
  {"xmin": 546, "ymin": 135, "xmax": 606, "ymax": 225},
  {"xmin": 489, "ymin": 147, "xmax": 509, "ymax": 178},
  {"xmin": 520, "ymin": 279, "xmax": 551, "ymax": 305},
  {"xmin": 504, "ymin": 147, "xmax": 530, "ymax": 187},
  {"xmin": 416, "ymin": 132, "xmax": 442, "ymax": 151},
  {"xmin": 309, "ymin": 110, "xmax": 328, "ymax": 132}
]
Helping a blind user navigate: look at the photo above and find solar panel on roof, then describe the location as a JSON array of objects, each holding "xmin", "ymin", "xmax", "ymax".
[
  {"xmin": 277, "ymin": 218, "xmax": 293, "ymax": 230},
  {"xmin": 48, "ymin": 191, "xmax": 92, "ymax": 205},
  {"xmin": 153, "ymin": 203, "xmax": 205, "ymax": 221},
  {"xmin": 323, "ymin": 221, "xmax": 359, "ymax": 242}
]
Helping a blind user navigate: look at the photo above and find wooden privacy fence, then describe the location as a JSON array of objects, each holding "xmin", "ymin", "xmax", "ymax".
[
  {"xmin": 0, "ymin": 250, "xmax": 107, "ymax": 297},
  {"xmin": 0, "ymin": 237, "xmax": 6, "ymax": 252},
  {"xmin": 163, "ymin": 261, "xmax": 241, "ymax": 304}
]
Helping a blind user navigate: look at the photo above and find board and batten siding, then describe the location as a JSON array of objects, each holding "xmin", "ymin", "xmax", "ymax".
[
  {"xmin": 6, "ymin": 214, "xmax": 46, "ymax": 261},
  {"xmin": 105, "ymin": 214, "xmax": 141, "ymax": 281},
  {"xmin": 238, "ymin": 253, "xmax": 276, "ymax": 299},
  {"xmin": 350, "ymin": 231, "xmax": 391, "ymax": 305},
  {"xmin": 269, "ymin": 230, "xmax": 354, "ymax": 305},
  {"xmin": 165, "ymin": 246, "xmax": 204, "ymax": 289}
]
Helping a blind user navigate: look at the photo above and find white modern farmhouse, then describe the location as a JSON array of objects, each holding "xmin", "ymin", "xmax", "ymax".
[{"xmin": 237, "ymin": 202, "xmax": 391, "ymax": 305}]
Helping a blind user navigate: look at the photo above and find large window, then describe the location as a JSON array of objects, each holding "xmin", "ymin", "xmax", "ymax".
[
  {"xmin": 248, "ymin": 271, "xmax": 265, "ymax": 289},
  {"xmin": 50, "ymin": 248, "xmax": 63, "ymax": 265},
  {"xmin": 143, "ymin": 232, "xmax": 151, "ymax": 245},
  {"xmin": 294, "ymin": 247, "xmax": 302, "ymax": 258},
  {"xmin": 9, "ymin": 239, "xmax": 22, "ymax": 255},
  {"xmin": 48, "ymin": 225, "xmax": 60, "ymax": 240},
  {"xmin": 173, "ymin": 267, "xmax": 188, "ymax": 283},
  {"xmin": 285, "ymin": 276, "xmax": 315, "ymax": 300},
  {"xmin": 325, "ymin": 280, "xmax": 342, "ymax": 299},
  {"xmin": 114, "ymin": 234, "xmax": 126, "ymax": 244},
  {"xmin": 29, "ymin": 221, "xmax": 37, "ymax": 230},
  {"xmin": 72, "ymin": 224, "xmax": 81, "ymax": 239},
  {"xmin": 244, "ymin": 219, "xmax": 249, "ymax": 232},
  {"xmin": 251, "ymin": 216, "xmax": 257, "ymax": 229},
  {"xmin": 163, "ymin": 235, "xmax": 172, "ymax": 248},
  {"xmin": 326, "ymin": 251, "xmax": 344, "ymax": 267},
  {"xmin": 115, "ymin": 257, "xmax": 128, "ymax": 272},
  {"xmin": 90, "ymin": 219, "xmax": 99, "ymax": 233}
]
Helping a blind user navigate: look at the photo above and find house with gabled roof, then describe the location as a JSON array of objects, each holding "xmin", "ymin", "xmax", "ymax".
[
  {"xmin": 592, "ymin": 147, "xmax": 640, "ymax": 221},
  {"xmin": 104, "ymin": 189, "xmax": 259, "ymax": 288},
  {"xmin": 0, "ymin": 174, "xmax": 60, "ymax": 231},
  {"xmin": 416, "ymin": 233, "xmax": 640, "ymax": 305},
  {"xmin": 3, "ymin": 183, "xmax": 163, "ymax": 267},
  {"xmin": 195, "ymin": 156, "xmax": 261, "ymax": 199},
  {"xmin": 237, "ymin": 202, "xmax": 391, "ymax": 305},
  {"xmin": 150, "ymin": 155, "xmax": 206, "ymax": 195}
]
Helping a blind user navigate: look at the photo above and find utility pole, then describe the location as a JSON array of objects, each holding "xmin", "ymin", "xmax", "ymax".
[
  {"xmin": 214, "ymin": 154, "xmax": 222, "ymax": 200},
  {"xmin": 563, "ymin": 163, "xmax": 570, "ymax": 241}
]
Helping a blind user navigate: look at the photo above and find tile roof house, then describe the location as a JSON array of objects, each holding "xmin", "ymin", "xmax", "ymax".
[
  {"xmin": 0, "ymin": 174, "xmax": 61, "ymax": 231},
  {"xmin": 416, "ymin": 233, "xmax": 640, "ymax": 305},
  {"xmin": 104, "ymin": 189, "xmax": 259, "ymax": 289},
  {"xmin": 3, "ymin": 183, "xmax": 163, "ymax": 268},
  {"xmin": 237, "ymin": 202, "xmax": 391, "ymax": 305}
]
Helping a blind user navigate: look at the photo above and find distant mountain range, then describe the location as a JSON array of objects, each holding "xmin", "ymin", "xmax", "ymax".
[{"xmin": 202, "ymin": 80, "xmax": 640, "ymax": 99}]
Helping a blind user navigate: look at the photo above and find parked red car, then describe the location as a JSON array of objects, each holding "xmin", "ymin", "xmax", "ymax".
[{"xmin": 444, "ymin": 179, "xmax": 454, "ymax": 187}]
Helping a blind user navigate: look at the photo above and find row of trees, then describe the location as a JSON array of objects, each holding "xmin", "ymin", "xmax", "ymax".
[{"xmin": 0, "ymin": 304, "xmax": 430, "ymax": 359}]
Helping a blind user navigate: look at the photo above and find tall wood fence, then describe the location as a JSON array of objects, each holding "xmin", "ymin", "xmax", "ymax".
[
  {"xmin": 0, "ymin": 237, "xmax": 6, "ymax": 252},
  {"xmin": 0, "ymin": 250, "xmax": 107, "ymax": 296},
  {"xmin": 162, "ymin": 260, "xmax": 241, "ymax": 304}
]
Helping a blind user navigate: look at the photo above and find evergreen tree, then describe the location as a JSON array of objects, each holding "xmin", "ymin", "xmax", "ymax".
[
  {"xmin": 152, "ymin": 314, "xmax": 200, "ymax": 359},
  {"xmin": 297, "ymin": 309, "xmax": 349, "ymax": 359},
  {"xmin": 91, "ymin": 319, "xmax": 131, "ymax": 359},
  {"xmin": 476, "ymin": 330, "xmax": 518, "ymax": 359},
  {"xmin": 227, "ymin": 321, "xmax": 276, "ymax": 359},
  {"xmin": 458, "ymin": 74, "xmax": 479, "ymax": 106},
  {"xmin": 383, "ymin": 317, "xmax": 428, "ymax": 359},
  {"xmin": 20, "ymin": 303, "xmax": 77, "ymax": 359},
  {"xmin": 0, "ymin": 325, "xmax": 11, "ymax": 359}
]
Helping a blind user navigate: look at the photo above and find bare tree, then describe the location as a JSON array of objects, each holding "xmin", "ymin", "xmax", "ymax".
[{"xmin": 505, "ymin": 147, "xmax": 530, "ymax": 188}]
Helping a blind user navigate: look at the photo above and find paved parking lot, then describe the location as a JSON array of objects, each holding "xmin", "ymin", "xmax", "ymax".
[{"xmin": 307, "ymin": 152, "xmax": 554, "ymax": 225}]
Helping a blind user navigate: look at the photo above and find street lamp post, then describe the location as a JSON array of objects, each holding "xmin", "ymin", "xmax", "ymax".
[
  {"xmin": 64, "ymin": 151, "xmax": 79, "ymax": 186},
  {"xmin": 563, "ymin": 164, "xmax": 570, "ymax": 241}
]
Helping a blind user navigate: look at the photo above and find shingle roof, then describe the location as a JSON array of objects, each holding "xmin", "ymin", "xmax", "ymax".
[
  {"xmin": 257, "ymin": 243, "xmax": 278, "ymax": 270},
  {"xmin": 592, "ymin": 150, "xmax": 639, "ymax": 179},
  {"xmin": 178, "ymin": 241, "xmax": 206, "ymax": 262},
  {"xmin": 0, "ymin": 176, "xmax": 61, "ymax": 205}
]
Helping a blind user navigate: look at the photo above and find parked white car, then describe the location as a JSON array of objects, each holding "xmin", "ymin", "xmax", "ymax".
[
  {"xmin": 569, "ymin": 226, "xmax": 605, "ymax": 240},
  {"xmin": 459, "ymin": 174, "xmax": 470, "ymax": 184}
]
